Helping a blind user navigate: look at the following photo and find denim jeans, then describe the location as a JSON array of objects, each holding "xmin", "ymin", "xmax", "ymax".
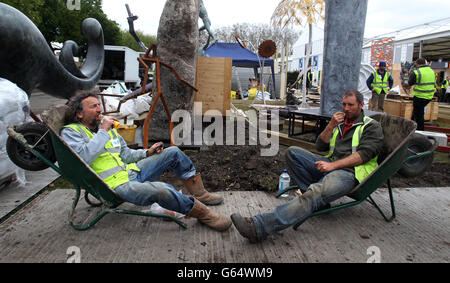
[
  {"xmin": 115, "ymin": 146, "xmax": 197, "ymax": 215},
  {"xmin": 253, "ymin": 146, "xmax": 357, "ymax": 240},
  {"xmin": 370, "ymin": 92, "xmax": 386, "ymax": 112}
]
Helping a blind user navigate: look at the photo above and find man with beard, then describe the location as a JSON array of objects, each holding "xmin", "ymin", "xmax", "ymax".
[
  {"xmin": 231, "ymin": 90, "xmax": 384, "ymax": 242},
  {"xmin": 61, "ymin": 91, "xmax": 231, "ymax": 232}
]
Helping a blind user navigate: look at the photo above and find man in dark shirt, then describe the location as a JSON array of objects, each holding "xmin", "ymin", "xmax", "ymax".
[
  {"xmin": 366, "ymin": 61, "xmax": 394, "ymax": 112},
  {"xmin": 405, "ymin": 58, "xmax": 436, "ymax": 131},
  {"xmin": 231, "ymin": 90, "xmax": 384, "ymax": 243}
]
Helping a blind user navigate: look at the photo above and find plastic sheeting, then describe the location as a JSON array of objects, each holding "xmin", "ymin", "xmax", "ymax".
[
  {"xmin": 101, "ymin": 81, "xmax": 152, "ymax": 120},
  {"xmin": 359, "ymin": 64, "xmax": 376, "ymax": 109},
  {"xmin": 0, "ymin": 78, "xmax": 30, "ymax": 186}
]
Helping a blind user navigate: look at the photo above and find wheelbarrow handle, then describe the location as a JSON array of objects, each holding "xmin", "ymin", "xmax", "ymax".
[
  {"xmin": 6, "ymin": 125, "xmax": 28, "ymax": 145},
  {"xmin": 6, "ymin": 126, "xmax": 63, "ymax": 175},
  {"xmin": 403, "ymin": 136, "xmax": 439, "ymax": 164}
]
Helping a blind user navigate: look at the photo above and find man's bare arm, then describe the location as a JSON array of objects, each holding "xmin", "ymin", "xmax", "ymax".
[{"xmin": 319, "ymin": 112, "xmax": 345, "ymax": 143}]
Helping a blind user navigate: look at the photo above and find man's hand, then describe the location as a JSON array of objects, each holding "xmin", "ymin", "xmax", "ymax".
[
  {"xmin": 319, "ymin": 112, "xmax": 345, "ymax": 144},
  {"xmin": 147, "ymin": 142, "xmax": 164, "ymax": 157},
  {"xmin": 316, "ymin": 153, "xmax": 364, "ymax": 173},
  {"xmin": 315, "ymin": 161, "xmax": 336, "ymax": 173},
  {"xmin": 330, "ymin": 112, "xmax": 345, "ymax": 129},
  {"xmin": 100, "ymin": 116, "xmax": 118, "ymax": 131}
]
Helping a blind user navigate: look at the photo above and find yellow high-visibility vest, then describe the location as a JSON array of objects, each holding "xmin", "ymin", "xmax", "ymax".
[
  {"xmin": 65, "ymin": 124, "xmax": 140, "ymax": 189},
  {"xmin": 326, "ymin": 116, "xmax": 379, "ymax": 183},
  {"xmin": 371, "ymin": 71, "xmax": 391, "ymax": 95},
  {"xmin": 412, "ymin": 66, "xmax": 436, "ymax": 100}
]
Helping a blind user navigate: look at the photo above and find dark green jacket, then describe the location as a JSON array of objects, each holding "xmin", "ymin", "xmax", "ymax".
[{"xmin": 315, "ymin": 111, "xmax": 384, "ymax": 174}]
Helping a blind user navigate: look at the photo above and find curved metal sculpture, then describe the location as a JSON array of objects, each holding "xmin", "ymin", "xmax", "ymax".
[
  {"xmin": 198, "ymin": 0, "xmax": 216, "ymax": 55},
  {"xmin": 0, "ymin": 3, "xmax": 104, "ymax": 99},
  {"xmin": 1, "ymin": 3, "xmax": 105, "ymax": 172}
]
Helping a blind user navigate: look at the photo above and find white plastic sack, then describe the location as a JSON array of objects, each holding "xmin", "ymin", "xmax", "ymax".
[
  {"xmin": 121, "ymin": 100, "xmax": 139, "ymax": 119},
  {"xmin": 0, "ymin": 78, "xmax": 30, "ymax": 186},
  {"xmin": 101, "ymin": 82, "xmax": 151, "ymax": 119},
  {"xmin": 135, "ymin": 95, "xmax": 151, "ymax": 114},
  {"xmin": 390, "ymin": 86, "xmax": 400, "ymax": 94},
  {"xmin": 101, "ymin": 81, "xmax": 128, "ymax": 95},
  {"xmin": 255, "ymin": 91, "xmax": 272, "ymax": 101}
]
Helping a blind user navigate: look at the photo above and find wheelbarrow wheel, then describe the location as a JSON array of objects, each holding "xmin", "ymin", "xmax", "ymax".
[
  {"xmin": 398, "ymin": 133, "xmax": 434, "ymax": 178},
  {"xmin": 6, "ymin": 122, "xmax": 56, "ymax": 171}
]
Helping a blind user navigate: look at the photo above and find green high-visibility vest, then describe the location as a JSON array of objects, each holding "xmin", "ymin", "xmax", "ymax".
[
  {"xmin": 65, "ymin": 124, "xmax": 140, "ymax": 190},
  {"xmin": 442, "ymin": 80, "xmax": 449, "ymax": 89},
  {"xmin": 371, "ymin": 71, "xmax": 391, "ymax": 95},
  {"xmin": 325, "ymin": 116, "xmax": 379, "ymax": 184},
  {"xmin": 412, "ymin": 66, "xmax": 436, "ymax": 100}
]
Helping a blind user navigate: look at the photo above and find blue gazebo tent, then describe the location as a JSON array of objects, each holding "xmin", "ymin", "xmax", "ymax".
[{"xmin": 203, "ymin": 42, "xmax": 276, "ymax": 95}]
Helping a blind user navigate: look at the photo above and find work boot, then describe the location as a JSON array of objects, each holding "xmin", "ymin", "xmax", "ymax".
[
  {"xmin": 187, "ymin": 199, "xmax": 231, "ymax": 232},
  {"xmin": 230, "ymin": 213, "xmax": 260, "ymax": 243},
  {"xmin": 183, "ymin": 174, "xmax": 224, "ymax": 206}
]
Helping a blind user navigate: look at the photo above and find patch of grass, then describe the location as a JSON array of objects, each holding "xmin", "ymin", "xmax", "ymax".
[
  {"xmin": 48, "ymin": 177, "xmax": 75, "ymax": 191},
  {"xmin": 435, "ymin": 121, "xmax": 450, "ymax": 128},
  {"xmin": 233, "ymin": 104, "xmax": 255, "ymax": 113}
]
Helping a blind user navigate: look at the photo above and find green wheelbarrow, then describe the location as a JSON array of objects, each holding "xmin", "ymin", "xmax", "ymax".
[
  {"xmin": 276, "ymin": 113, "xmax": 438, "ymax": 230},
  {"xmin": 7, "ymin": 105, "xmax": 187, "ymax": 231}
]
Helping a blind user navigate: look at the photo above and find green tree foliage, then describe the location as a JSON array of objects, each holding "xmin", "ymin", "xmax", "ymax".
[
  {"xmin": 1, "ymin": 0, "xmax": 45, "ymax": 25},
  {"xmin": 2, "ymin": 0, "xmax": 122, "ymax": 48},
  {"xmin": 120, "ymin": 29, "xmax": 157, "ymax": 52}
]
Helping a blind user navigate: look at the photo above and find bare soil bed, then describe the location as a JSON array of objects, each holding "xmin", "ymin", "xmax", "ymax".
[{"xmin": 160, "ymin": 144, "xmax": 450, "ymax": 193}]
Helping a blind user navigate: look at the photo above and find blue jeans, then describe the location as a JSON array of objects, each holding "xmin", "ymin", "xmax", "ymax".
[
  {"xmin": 253, "ymin": 146, "xmax": 357, "ymax": 240},
  {"xmin": 115, "ymin": 146, "xmax": 197, "ymax": 215}
]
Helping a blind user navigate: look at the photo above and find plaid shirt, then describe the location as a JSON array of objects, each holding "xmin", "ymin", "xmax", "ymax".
[{"xmin": 342, "ymin": 118, "xmax": 356, "ymax": 137}]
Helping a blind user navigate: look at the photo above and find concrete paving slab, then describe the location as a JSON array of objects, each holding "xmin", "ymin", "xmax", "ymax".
[
  {"xmin": 0, "ymin": 188, "xmax": 448, "ymax": 263},
  {"xmin": 0, "ymin": 168, "xmax": 60, "ymax": 222}
]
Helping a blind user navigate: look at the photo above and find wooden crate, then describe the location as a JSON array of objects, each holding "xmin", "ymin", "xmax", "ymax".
[
  {"xmin": 375, "ymin": 99, "xmax": 439, "ymax": 121},
  {"xmin": 382, "ymin": 99, "xmax": 413, "ymax": 119},
  {"xmin": 391, "ymin": 63, "xmax": 406, "ymax": 94},
  {"xmin": 194, "ymin": 57, "xmax": 232, "ymax": 116},
  {"xmin": 426, "ymin": 101, "xmax": 439, "ymax": 121},
  {"xmin": 438, "ymin": 104, "xmax": 450, "ymax": 124}
]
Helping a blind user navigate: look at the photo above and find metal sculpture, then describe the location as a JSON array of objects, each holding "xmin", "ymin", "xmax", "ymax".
[
  {"xmin": 0, "ymin": 3, "xmax": 105, "ymax": 100},
  {"xmin": 138, "ymin": 45, "xmax": 198, "ymax": 149},
  {"xmin": 198, "ymin": 0, "xmax": 216, "ymax": 55},
  {"xmin": 1, "ymin": 3, "xmax": 105, "ymax": 171}
]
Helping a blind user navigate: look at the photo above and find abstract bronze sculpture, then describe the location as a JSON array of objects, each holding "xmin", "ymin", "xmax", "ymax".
[
  {"xmin": 0, "ymin": 3, "xmax": 104, "ymax": 100},
  {"xmin": 0, "ymin": 3, "xmax": 105, "ymax": 171}
]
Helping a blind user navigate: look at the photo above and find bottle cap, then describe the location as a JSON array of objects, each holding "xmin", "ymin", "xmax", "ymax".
[{"xmin": 283, "ymin": 169, "xmax": 288, "ymax": 173}]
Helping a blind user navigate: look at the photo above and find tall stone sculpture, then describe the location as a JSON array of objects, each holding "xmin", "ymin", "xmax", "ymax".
[
  {"xmin": 320, "ymin": 0, "xmax": 368, "ymax": 115},
  {"xmin": 151, "ymin": 0, "xmax": 200, "ymax": 141}
]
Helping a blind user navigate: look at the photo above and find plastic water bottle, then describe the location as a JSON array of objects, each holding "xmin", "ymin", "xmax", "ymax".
[{"xmin": 279, "ymin": 169, "xmax": 290, "ymax": 198}]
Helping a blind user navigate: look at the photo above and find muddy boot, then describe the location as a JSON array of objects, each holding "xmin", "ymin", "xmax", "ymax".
[
  {"xmin": 187, "ymin": 199, "xmax": 231, "ymax": 231},
  {"xmin": 183, "ymin": 174, "xmax": 224, "ymax": 206},
  {"xmin": 230, "ymin": 213, "xmax": 260, "ymax": 243}
]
